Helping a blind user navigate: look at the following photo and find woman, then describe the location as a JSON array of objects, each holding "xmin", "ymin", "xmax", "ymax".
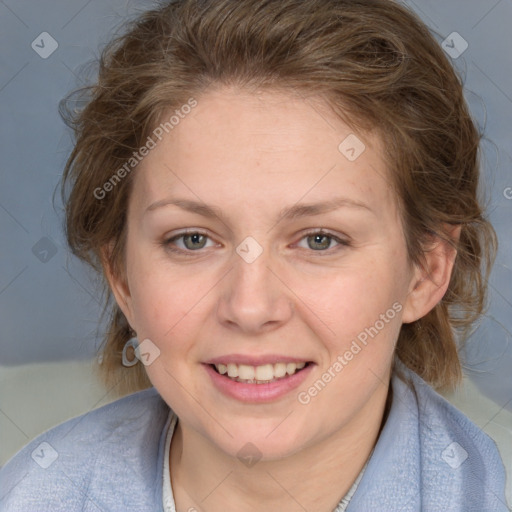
[{"xmin": 0, "ymin": 0, "xmax": 508, "ymax": 510}]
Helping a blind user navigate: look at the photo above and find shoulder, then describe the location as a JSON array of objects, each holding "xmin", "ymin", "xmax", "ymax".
[
  {"xmin": 395, "ymin": 364, "xmax": 509, "ymax": 511},
  {"xmin": 0, "ymin": 386, "xmax": 172, "ymax": 512}
]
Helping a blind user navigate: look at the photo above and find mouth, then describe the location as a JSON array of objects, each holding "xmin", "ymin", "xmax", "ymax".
[{"xmin": 209, "ymin": 361, "xmax": 311, "ymax": 384}]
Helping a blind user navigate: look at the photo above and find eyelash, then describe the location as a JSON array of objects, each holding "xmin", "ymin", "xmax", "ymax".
[{"xmin": 161, "ymin": 229, "xmax": 350, "ymax": 256}]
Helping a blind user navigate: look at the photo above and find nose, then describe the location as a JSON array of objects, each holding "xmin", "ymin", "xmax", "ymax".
[{"xmin": 216, "ymin": 244, "xmax": 294, "ymax": 335}]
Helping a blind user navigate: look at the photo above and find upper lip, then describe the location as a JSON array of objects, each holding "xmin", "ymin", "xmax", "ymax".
[{"xmin": 204, "ymin": 354, "xmax": 313, "ymax": 366}]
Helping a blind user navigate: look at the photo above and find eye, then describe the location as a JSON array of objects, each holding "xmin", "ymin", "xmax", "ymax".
[
  {"xmin": 162, "ymin": 229, "xmax": 349, "ymax": 255},
  {"xmin": 296, "ymin": 230, "xmax": 350, "ymax": 252},
  {"xmin": 163, "ymin": 231, "xmax": 216, "ymax": 252}
]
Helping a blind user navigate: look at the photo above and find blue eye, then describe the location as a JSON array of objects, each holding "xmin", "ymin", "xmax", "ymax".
[
  {"xmin": 164, "ymin": 231, "xmax": 214, "ymax": 252},
  {"xmin": 297, "ymin": 230, "xmax": 349, "ymax": 252},
  {"xmin": 162, "ymin": 229, "xmax": 349, "ymax": 255}
]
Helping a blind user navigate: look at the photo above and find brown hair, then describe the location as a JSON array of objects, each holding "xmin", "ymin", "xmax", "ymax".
[{"xmin": 61, "ymin": 0, "xmax": 496, "ymax": 396}]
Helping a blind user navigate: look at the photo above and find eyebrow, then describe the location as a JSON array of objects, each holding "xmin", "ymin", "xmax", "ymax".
[{"xmin": 144, "ymin": 197, "xmax": 374, "ymax": 221}]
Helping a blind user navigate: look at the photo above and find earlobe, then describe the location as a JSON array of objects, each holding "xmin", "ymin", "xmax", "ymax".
[{"xmin": 401, "ymin": 226, "xmax": 461, "ymax": 324}]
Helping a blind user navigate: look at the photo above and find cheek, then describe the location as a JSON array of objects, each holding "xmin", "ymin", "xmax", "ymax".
[
  {"xmin": 295, "ymin": 261, "xmax": 404, "ymax": 344},
  {"xmin": 127, "ymin": 264, "xmax": 203, "ymax": 392},
  {"xmin": 131, "ymin": 281, "xmax": 198, "ymax": 342},
  {"xmin": 300, "ymin": 263, "xmax": 405, "ymax": 403},
  {"xmin": 126, "ymin": 250, "xmax": 198, "ymax": 342}
]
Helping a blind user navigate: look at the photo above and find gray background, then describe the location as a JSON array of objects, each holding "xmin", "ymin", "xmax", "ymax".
[{"xmin": 0, "ymin": 0, "xmax": 511, "ymax": 411}]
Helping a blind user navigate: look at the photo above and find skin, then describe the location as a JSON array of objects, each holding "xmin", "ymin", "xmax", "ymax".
[{"xmin": 104, "ymin": 86, "xmax": 458, "ymax": 511}]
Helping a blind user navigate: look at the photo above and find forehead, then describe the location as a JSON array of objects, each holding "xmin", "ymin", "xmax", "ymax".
[{"xmin": 131, "ymin": 87, "xmax": 395, "ymax": 220}]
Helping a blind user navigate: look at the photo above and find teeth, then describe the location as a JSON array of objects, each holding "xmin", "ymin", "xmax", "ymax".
[
  {"xmin": 227, "ymin": 363, "xmax": 238, "ymax": 378},
  {"xmin": 238, "ymin": 364, "xmax": 255, "ymax": 380},
  {"xmin": 213, "ymin": 361, "xmax": 308, "ymax": 383},
  {"xmin": 286, "ymin": 363, "xmax": 297, "ymax": 375},
  {"xmin": 274, "ymin": 363, "xmax": 287, "ymax": 378},
  {"xmin": 255, "ymin": 364, "xmax": 273, "ymax": 381}
]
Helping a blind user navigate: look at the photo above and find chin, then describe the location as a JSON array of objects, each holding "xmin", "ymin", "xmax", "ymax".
[{"xmin": 210, "ymin": 420, "xmax": 311, "ymax": 462}]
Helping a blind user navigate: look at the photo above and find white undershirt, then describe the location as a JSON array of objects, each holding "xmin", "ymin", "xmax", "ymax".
[
  {"xmin": 162, "ymin": 411, "xmax": 177, "ymax": 512},
  {"xmin": 162, "ymin": 410, "xmax": 369, "ymax": 512}
]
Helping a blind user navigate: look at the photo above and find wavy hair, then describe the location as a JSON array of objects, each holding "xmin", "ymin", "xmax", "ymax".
[{"xmin": 61, "ymin": 0, "xmax": 497, "ymax": 395}]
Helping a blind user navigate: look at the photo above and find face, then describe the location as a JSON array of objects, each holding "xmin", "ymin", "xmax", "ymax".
[{"xmin": 108, "ymin": 86, "xmax": 422, "ymax": 460}]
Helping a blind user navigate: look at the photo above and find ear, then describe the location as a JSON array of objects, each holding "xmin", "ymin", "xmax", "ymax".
[
  {"xmin": 100, "ymin": 243, "xmax": 136, "ymax": 330},
  {"xmin": 401, "ymin": 225, "xmax": 461, "ymax": 324}
]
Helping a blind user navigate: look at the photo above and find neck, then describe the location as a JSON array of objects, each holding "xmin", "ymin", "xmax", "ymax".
[{"xmin": 170, "ymin": 381, "xmax": 392, "ymax": 512}]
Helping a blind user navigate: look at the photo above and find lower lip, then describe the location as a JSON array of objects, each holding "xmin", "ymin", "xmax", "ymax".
[{"xmin": 203, "ymin": 363, "xmax": 314, "ymax": 403}]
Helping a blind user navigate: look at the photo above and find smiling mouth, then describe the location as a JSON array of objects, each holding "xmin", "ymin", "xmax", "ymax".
[{"xmin": 210, "ymin": 361, "xmax": 311, "ymax": 384}]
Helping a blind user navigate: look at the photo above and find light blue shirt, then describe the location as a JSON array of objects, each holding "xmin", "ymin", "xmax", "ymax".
[{"xmin": 0, "ymin": 362, "xmax": 509, "ymax": 511}]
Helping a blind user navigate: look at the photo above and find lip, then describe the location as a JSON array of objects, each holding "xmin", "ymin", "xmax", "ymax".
[
  {"xmin": 203, "ymin": 361, "xmax": 315, "ymax": 403},
  {"xmin": 204, "ymin": 354, "xmax": 312, "ymax": 366}
]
